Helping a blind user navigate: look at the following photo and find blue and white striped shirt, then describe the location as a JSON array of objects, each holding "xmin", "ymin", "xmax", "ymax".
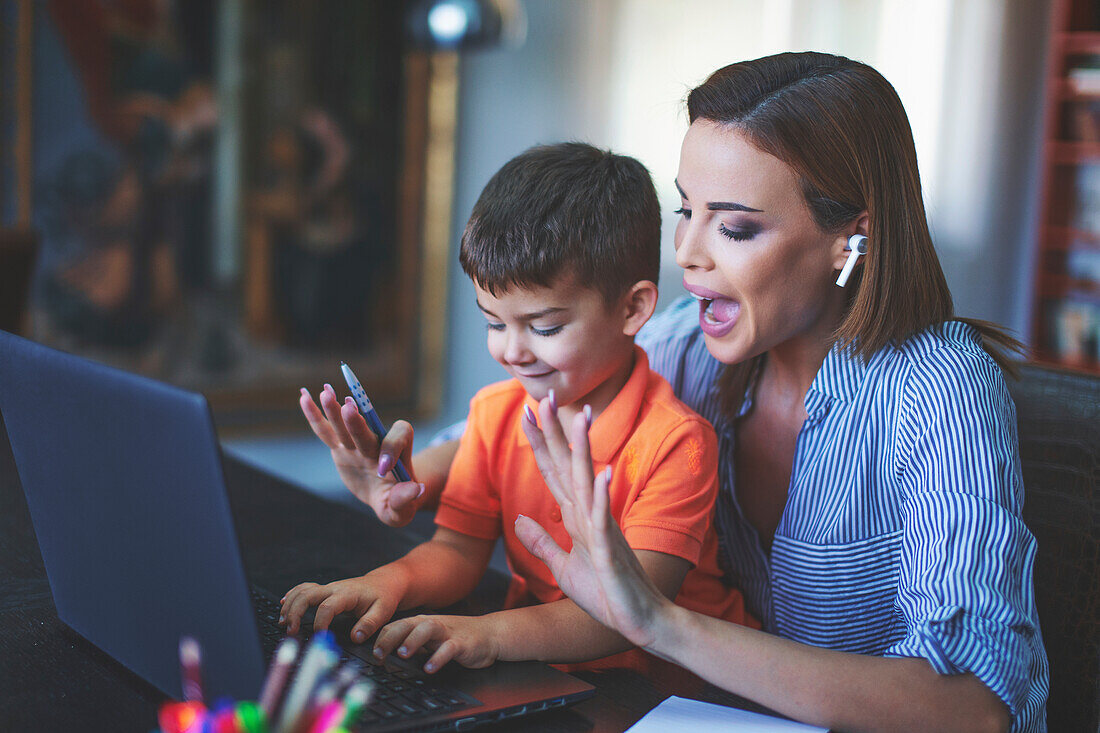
[{"xmin": 637, "ymin": 296, "xmax": 1048, "ymax": 732}]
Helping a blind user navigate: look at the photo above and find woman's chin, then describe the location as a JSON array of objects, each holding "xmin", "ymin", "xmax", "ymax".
[{"xmin": 702, "ymin": 331, "xmax": 755, "ymax": 366}]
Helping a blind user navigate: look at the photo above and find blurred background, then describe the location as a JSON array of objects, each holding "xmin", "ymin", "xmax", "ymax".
[{"xmin": 3, "ymin": 0, "xmax": 1094, "ymax": 506}]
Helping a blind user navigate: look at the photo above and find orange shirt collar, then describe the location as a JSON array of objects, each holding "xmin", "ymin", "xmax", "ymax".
[{"xmin": 519, "ymin": 345, "xmax": 650, "ymax": 463}]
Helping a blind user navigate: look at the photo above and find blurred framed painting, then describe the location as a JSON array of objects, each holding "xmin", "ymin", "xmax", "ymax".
[{"xmin": 11, "ymin": 0, "xmax": 454, "ymax": 431}]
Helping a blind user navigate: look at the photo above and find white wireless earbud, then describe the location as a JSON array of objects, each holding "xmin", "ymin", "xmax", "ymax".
[{"xmin": 835, "ymin": 234, "xmax": 868, "ymax": 288}]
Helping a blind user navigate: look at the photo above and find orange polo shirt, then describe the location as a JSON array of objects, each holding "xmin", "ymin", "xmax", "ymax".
[{"xmin": 435, "ymin": 347, "xmax": 755, "ymax": 674}]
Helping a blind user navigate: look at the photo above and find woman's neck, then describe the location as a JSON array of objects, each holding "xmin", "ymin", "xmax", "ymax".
[{"xmin": 765, "ymin": 292, "xmax": 847, "ymax": 404}]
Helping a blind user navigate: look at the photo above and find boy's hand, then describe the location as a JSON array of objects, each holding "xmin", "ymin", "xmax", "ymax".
[
  {"xmin": 373, "ymin": 614, "xmax": 501, "ymax": 673},
  {"xmin": 279, "ymin": 566, "xmax": 409, "ymax": 642},
  {"xmin": 300, "ymin": 385, "xmax": 423, "ymax": 526}
]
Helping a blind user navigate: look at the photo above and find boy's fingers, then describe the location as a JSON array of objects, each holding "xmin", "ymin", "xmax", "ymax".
[
  {"xmin": 341, "ymin": 399, "xmax": 381, "ymax": 457},
  {"xmin": 379, "ymin": 421, "xmax": 416, "ymax": 473},
  {"xmin": 319, "ymin": 385, "xmax": 355, "ymax": 449},
  {"xmin": 424, "ymin": 640, "xmax": 459, "ymax": 673},
  {"xmin": 313, "ymin": 593, "xmax": 355, "ymax": 632},
  {"xmin": 351, "ymin": 599, "xmax": 394, "ymax": 645},
  {"xmin": 300, "ymin": 390, "xmax": 340, "ymax": 450},
  {"xmin": 372, "ymin": 616, "xmax": 414, "ymax": 657},
  {"xmin": 384, "ymin": 482, "xmax": 424, "ymax": 523},
  {"xmin": 395, "ymin": 618, "xmax": 441, "ymax": 658},
  {"xmin": 281, "ymin": 584, "xmax": 322, "ymax": 633}
]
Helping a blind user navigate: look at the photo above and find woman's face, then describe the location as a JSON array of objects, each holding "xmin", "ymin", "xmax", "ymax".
[{"xmin": 674, "ymin": 120, "xmax": 850, "ymax": 365}]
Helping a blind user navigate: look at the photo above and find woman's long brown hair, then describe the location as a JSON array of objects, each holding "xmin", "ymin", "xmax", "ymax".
[{"xmin": 686, "ymin": 52, "xmax": 1023, "ymax": 416}]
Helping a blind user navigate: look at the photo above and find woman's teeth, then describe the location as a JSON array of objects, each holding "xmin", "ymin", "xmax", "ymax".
[
  {"xmin": 703, "ymin": 300, "xmax": 719, "ymax": 323},
  {"xmin": 693, "ymin": 293, "xmax": 738, "ymax": 324}
]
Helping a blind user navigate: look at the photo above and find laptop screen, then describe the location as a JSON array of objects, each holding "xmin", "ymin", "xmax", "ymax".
[{"xmin": 0, "ymin": 331, "xmax": 266, "ymax": 700}]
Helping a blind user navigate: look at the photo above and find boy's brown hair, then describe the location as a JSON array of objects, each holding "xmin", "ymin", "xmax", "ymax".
[{"xmin": 460, "ymin": 142, "xmax": 661, "ymax": 302}]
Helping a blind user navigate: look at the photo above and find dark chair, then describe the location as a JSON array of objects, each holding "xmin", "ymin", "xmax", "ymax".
[
  {"xmin": 0, "ymin": 228, "xmax": 37, "ymax": 335},
  {"xmin": 1007, "ymin": 363, "xmax": 1100, "ymax": 732}
]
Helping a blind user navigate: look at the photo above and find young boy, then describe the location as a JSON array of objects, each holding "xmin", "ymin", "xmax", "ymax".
[{"xmin": 282, "ymin": 142, "xmax": 752, "ymax": 674}]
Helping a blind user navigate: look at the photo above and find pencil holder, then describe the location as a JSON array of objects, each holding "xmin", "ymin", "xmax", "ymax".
[{"xmin": 153, "ymin": 633, "xmax": 373, "ymax": 733}]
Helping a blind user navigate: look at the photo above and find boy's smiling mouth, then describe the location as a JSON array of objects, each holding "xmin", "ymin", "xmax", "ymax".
[{"xmin": 514, "ymin": 369, "xmax": 556, "ymax": 379}]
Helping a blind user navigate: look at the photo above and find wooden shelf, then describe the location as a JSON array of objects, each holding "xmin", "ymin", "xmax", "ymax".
[
  {"xmin": 1032, "ymin": 0, "xmax": 1100, "ymax": 378},
  {"xmin": 1037, "ymin": 271, "xmax": 1100, "ymax": 298},
  {"xmin": 1056, "ymin": 78, "xmax": 1100, "ymax": 100},
  {"xmin": 1059, "ymin": 30, "xmax": 1100, "ymax": 54},
  {"xmin": 1042, "ymin": 226, "xmax": 1100, "ymax": 249},
  {"xmin": 1029, "ymin": 352, "xmax": 1100, "ymax": 375},
  {"xmin": 1049, "ymin": 140, "xmax": 1100, "ymax": 163}
]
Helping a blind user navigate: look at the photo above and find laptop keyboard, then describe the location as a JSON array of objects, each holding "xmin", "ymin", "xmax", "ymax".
[{"xmin": 250, "ymin": 588, "xmax": 480, "ymax": 729}]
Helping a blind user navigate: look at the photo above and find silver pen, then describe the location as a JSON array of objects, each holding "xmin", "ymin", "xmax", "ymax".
[{"xmin": 340, "ymin": 362, "xmax": 412, "ymax": 482}]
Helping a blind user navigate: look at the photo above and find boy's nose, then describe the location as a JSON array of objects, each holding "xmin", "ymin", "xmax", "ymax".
[{"xmin": 503, "ymin": 333, "xmax": 535, "ymax": 365}]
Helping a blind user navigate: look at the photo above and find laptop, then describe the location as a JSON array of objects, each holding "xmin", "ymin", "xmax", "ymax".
[{"xmin": 0, "ymin": 330, "xmax": 594, "ymax": 731}]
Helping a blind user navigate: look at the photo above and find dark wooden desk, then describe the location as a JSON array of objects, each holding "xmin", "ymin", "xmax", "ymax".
[{"xmin": 0, "ymin": 415, "xmax": 765, "ymax": 732}]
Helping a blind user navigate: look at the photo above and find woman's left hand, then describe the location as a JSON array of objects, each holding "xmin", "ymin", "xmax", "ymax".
[
  {"xmin": 373, "ymin": 614, "xmax": 500, "ymax": 673},
  {"xmin": 514, "ymin": 397, "xmax": 672, "ymax": 649}
]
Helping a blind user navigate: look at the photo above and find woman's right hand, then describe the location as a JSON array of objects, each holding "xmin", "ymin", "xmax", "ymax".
[
  {"xmin": 514, "ymin": 397, "xmax": 673, "ymax": 649},
  {"xmin": 300, "ymin": 385, "xmax": 423, "ymax": 526}
]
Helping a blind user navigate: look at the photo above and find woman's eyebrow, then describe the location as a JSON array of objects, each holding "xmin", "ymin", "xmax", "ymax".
[
  {"xmin": 674, "ymin": 179, "xmax": 763, "ymax": 213},
  {"xmin": 708, "ymin": 201, "xmax": 763, "ymax": 213}
]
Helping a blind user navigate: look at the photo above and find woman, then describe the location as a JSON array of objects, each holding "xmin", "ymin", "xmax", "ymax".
[{"xmin": 301, "ymin": 53, "xmax": 1047, "ymax": 731}]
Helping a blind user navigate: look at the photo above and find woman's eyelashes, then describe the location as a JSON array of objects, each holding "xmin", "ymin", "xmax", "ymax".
[
  {"xmin": 719, "ymin": 223, "xmax": 759, "ymax": 241},
  {"xmin": 676, "ymin": 206, "xmax": 758, "ymax": 241}
]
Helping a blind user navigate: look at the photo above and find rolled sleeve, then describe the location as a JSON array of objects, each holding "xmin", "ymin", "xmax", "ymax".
[{"xmin": 891, "ymin": 347, "xmax": 1046, "ymax": 723}]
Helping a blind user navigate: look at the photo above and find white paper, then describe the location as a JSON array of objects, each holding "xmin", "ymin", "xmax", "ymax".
[{"xmin": 627, "ymin": 696, "xmax": 829, "ymax": 733}]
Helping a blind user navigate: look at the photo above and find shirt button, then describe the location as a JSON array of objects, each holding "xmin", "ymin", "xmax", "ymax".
[{"xmin": 550, "ymin": 507, "xmax": 562, "ymax": 522}]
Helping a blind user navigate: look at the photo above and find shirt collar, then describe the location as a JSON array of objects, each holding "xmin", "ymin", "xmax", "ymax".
[
  {"xmin": 806, "ymin": 341, "xmax": 868, "ymax": 405},
  {"xmin": 517, "ymin": 345, "xmax": 651, "ymax": 463}
]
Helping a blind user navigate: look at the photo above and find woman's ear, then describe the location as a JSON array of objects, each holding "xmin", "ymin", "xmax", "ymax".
[
  {"xmin": 830, "ymin": 212, "xmax": 871, "ymax": 272},
  {"xmin": 621, "ymin": 280, "xmax": 659, "ymax": 337}
]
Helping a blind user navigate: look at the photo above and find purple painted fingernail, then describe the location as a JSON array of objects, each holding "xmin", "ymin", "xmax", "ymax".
[
  {"xmin": 354, "ymin": 630, "xmax": 365, "ymax": 642},
  {"xmin": 424, "ymin": 661, "xmax": 437, "ymax": 672},
  {"xmin": 373, "ymin": 647, "xmax": 384, "ymax": 659},
  {"xmin": 377, "ymin": 454, "xmax": 394, "ymax": 476},
  {"xmin": 605, "ymin": 466, "xmax": 613, "ymax": 483},
  {"xmin": 524, "ymin": 404, "xmax": 537, "ymax": 425},
  {"xmin": 583, "ymin": 404, "xmax": 592, "ymax": 428},
  {"xmin": 324, "ymin": 383, "xmax": 334, "ymax": 394},
  {"xmin": 417, "ymin": 484, "xmax": 426, "ymax": 498},
  {"xmin": 398, "ymin": 646, "xmax": 409, "ymax": 657},
  {"xmin": 300, "ymin": 387, "xmax": 309, "ymax": 396},
  {"xmin": 548, "ymin": 389, "xmax": 557, "ymax": 413}
]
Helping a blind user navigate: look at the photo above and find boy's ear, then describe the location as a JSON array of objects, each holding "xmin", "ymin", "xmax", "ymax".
[{"xmin": 621, "ymin": 280, "xmax": 658, "ymax": 337}]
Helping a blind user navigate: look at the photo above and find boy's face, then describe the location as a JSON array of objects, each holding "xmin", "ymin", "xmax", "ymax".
[{"xmin": 475, "ymin": 276, "xmax": 636, "ymax": 412}]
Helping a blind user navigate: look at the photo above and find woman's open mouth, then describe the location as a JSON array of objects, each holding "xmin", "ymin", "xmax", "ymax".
[{"xmin": 685, "ymin": 281, "xmax": 740, "ymax": 338}]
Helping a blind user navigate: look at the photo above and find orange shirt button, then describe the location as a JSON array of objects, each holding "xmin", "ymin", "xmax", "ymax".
[{"xmin": 550, "ymin": 507, "xmax": 562, "ymax": 522}]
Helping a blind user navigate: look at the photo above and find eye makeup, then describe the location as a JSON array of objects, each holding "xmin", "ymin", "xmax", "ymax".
[{"xmin": 718, "ymin": 222, "xmax": 760, "ymax": 241}]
